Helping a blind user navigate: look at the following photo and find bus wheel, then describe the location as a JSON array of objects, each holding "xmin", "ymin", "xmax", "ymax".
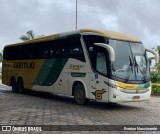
[
  {"xmin": 74, "ymin": 84, "xmax": 88, "ymax": 105},
  {"xmin": 17, "ymin": 78, "xmax": 24, "ymax": 94},
  {"xmin": 11, "ymin": 77, "xmax": 17, "ymax": 93}
]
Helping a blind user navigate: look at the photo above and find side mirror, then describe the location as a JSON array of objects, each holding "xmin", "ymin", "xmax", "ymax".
[
  {"xmin": 94, "ymin": 43, "xmax": 115, "ymax": 61},
  {"xmin": 145, "ymin": 48, "xmax": 159, "ymax": 65}
]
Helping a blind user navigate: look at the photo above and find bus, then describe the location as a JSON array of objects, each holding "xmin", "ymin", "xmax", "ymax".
[{"xmin": 2, "ymin": 29, "xmax": 159, "ymax": 105}]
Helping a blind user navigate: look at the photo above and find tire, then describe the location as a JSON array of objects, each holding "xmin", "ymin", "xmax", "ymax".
[
  {"xmin": 17, "ymin": 78, "xmax": 24, "ymax": 94},
  {"xmin": 74, "ymin": 84, "xmax": 88, "ymax": 105},
  {"xmin": 11, "ymin": 77, "xmax": 17, "ymax": 93}
]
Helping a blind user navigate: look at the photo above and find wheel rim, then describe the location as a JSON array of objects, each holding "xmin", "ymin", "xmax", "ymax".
[
  {"xmin": 76, "ymin": 89, "xmax": 83, "ymax": 100},
  {"xmin": 74, "ymin": 84, "xmax": 87, "ymax": 105}
]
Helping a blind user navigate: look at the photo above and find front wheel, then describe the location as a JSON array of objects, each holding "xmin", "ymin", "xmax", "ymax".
[{"xmin": 74, "ymin": 84, "xmax": 88, "ymax": 105}]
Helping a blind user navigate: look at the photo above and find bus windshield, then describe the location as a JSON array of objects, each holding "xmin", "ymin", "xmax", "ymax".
[{"xmin": 109, "ymin": 39, "xmax": 150, "ymax": 82}]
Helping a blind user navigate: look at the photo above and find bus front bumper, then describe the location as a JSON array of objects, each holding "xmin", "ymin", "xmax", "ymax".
[{"xmin": 109, "ymin": 88, "xmax": 151, "ymax": 103}]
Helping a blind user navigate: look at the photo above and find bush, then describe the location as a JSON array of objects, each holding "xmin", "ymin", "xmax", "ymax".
[
  {"xmin": 150, "ymin": 63, "xmax": 160, "ymax": 83},
  {"xmin": 150, "ymin": 71, "xmax": 160, "ymax": 83},
  {"xmin": 151, "ymin": 83, "xmax": 160, "ymax": 95}
]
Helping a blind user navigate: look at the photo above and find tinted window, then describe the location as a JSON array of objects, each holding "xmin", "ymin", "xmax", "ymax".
[
  {"xmin": 3, "ymin": 36, "xmax": 85, "ymax": 61},
  {"xmin": 83, "ymin": 35, "xmax": 105, "ymax": 68},
  {"xmin": 83, "ymin": 35, "xmax": 109, "ymax": 76},
  {"xmin": 96, "ymin": 51, "xmax": 107, "ymax": 75},
  {"xmin": 4, "ymin": 46, "xmax": 24, "ymax": 60},
  {"xmin": 67, "ymin": 37, "xmax": 85, "ymax": 61}
]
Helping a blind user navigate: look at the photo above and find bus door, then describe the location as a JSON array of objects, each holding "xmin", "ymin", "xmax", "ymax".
[{"xmin": 91, "ymin": 46, "xmax": 109, "ymax": 101}]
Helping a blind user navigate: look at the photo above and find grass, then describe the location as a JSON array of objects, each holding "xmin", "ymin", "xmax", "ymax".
[{"xmin": 152, "ymin": 83, "xmax": 160, "ymax": 96}]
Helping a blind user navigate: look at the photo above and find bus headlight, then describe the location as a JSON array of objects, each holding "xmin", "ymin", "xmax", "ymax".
[{"xmin": 116, "ymin": 86, "xmax": 124, "ymax": 91}]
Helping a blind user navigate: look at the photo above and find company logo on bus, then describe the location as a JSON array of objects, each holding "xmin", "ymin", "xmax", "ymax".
[
  {"xmin": 14, "ymin": 62, "xmax": 35, "ymax": 69},
  {"xmin": 92, "ymin": 90, "xmax": 106, "ymax": 100}
]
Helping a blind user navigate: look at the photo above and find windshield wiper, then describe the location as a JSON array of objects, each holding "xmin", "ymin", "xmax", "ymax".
[
  {"xmin": 125, "ymin": 56, "xmax": 133, "ymax": 83},
  {"xmin": 134, "ymin": 57, "xmax": 146, "ymax": 82},
  {"xmin": 129, "ymin": 56, "xmax": 133, "ymax": 73}
]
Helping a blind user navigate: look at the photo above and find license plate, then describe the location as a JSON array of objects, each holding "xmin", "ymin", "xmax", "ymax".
[{"xmin": 132, "ymin": 96, "xmax": 140, "ymax": 100}]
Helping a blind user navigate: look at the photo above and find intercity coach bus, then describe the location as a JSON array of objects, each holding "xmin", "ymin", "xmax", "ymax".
[{"xmin": 2, "ymin": 29, "xmax": 159, "ymax": 104}]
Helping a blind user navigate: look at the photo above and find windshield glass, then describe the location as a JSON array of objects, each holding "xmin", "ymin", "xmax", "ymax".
[
  {"xmin": 130, "ymin": 43, "xmax": 150, "ymax": 80},
  {"xmin": 109, "ymin": 39, "xmax": 135, "ymax": 80},
  {"xmin": 109, "ymin": 39, "xmax": 150, "ymax": 82},
  {"xmin": 83, "ymin": 35, "xmax": 150, "ymax": 83}
]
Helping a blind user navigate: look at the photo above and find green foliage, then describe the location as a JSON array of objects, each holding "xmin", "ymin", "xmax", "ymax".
[
  {"xmin": 151, "ymin": 46, "xmax": 160, "ymax": 94},
  {"xmin": 150, "ymin": 46, "xmax": 160, "ymax": 83},
  {"xmin": 150, "ymin": 70, "xmax": 160, "ymax": 83},
  {"xmin": 150, "ymin": 63, "xmax": 160, "ymax": 83},
  {"xmin": 152, "ymin": 83, "xmax": 160, "ymax": 95},
  {"xmin": 157, "ymin": 46, "xmax": 160, "ymax": 63},
  {"xmin": 19, "ymin": 30, "xmax": 35, "ymax": 41},
  {"xmin": 19, "ymin": 30, "xmax": 45, "ymax": 41}
]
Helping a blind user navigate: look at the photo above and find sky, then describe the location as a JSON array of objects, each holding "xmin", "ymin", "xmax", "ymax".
[{"xmin": 0, "ymin": 0, "xmax": 160, "ymax": 51}]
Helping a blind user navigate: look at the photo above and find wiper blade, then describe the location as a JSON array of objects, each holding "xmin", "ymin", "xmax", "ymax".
[
  {"xmin": 134, "ymin": 57, "xmax": 139, "ymax": 72},
  {"xmin": 129, "ymin": 56, "xmax": 133, "ymax": 73},
  {"xmin": 125, "ymin": 56, "xmax": 133, "ymax": 83}
]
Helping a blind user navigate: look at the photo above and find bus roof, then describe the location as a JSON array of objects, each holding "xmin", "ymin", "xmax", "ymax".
[
  {"xmin": 80, "ymin": 29, "xmax": 141, "ymax": 42},
  {"xmin": 5, "ymin": 29, "xmax": 141, "ymax": 47}
]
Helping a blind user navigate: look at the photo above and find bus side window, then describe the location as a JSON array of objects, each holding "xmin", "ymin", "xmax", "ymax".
[
  {"xmin": 49, "ymin": 48, "xmax": 54, "ymax": 58},
  {"xmin": 4, "ymin": 46, "xmax": 24, "ymax": 60},
  {"xmin": 23, "ymin": 44, "xmax": 35, "ymax": 59},
  {"xmin": 68, "ymin": 37, "xmax": 85, "ymax": 62},
  {"xmin": 16, "ymin": 46, "xmax": 23, "ymax": 59},
  {"xmin": 83, "ymin": 35, "xmax": 105, "ymax": 69},
  {"xmin": 83, "ymin": 35, "xmax": 109, "ymax": 76},
  {"xmin": 51, "ymin": 39, "xmax": 68, "ymax": 58},
  {"xmin": 3, "ymin": 47, "xmax": 13, "ymax": 60},
  {"xmin": 40, "ymin": 45, "xmax": 49, "ymax": 59},
  {"xmin": 96, "ymin": 51, "xmax": 107, "ymax": 75}
]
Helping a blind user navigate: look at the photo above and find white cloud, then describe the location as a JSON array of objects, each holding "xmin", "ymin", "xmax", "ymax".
[
  {"xmin": 0, "ymin": 0, "xmax": 160, "ymax": 51},
  {"xmin": 101, "ymin": 15, "xmax": 118, "ymax": 31}
]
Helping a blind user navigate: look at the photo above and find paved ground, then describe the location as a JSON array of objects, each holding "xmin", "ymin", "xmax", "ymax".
[{"xmin": 0, "ymin": 83, "xmax": 160, "ymax": 134}]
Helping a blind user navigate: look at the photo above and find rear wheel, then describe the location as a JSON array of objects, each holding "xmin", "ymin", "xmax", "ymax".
[
  {"xmin": 17, "ymin": 78, "xmax": 24, "ymax": 94},
  {"xmin": 74, "ymin": 84, "xmax": 88, "ymax": 105},
  {"xmin": 10, "ymin": 77, "xmax": 17, "ymax": 93}
]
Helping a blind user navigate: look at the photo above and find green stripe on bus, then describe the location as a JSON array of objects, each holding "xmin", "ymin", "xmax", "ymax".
[
  {"xmin": 71, "ymin": 72, "xmax": 86, "ymax": 77},
  {"xmin": 33, "ymin": 58, "xmax": 68, "ymax": 86},
  {"xmin": 138, "ymin": 82, "xmax": 150, "ymax": 88}
]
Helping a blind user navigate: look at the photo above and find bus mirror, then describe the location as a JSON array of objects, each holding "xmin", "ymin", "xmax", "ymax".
[
  {"xmin": 145, "ymin": 48, "xmax": 159, "ymax": 65},
  {"xmin": 94, "ymin": 43, "xmax": 115, "ymax": 61}
]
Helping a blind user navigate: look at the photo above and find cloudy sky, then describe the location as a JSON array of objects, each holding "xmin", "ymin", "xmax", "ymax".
[{"xmin": 0, "ymin": 0, "xmax": 160, "ymax": 51}]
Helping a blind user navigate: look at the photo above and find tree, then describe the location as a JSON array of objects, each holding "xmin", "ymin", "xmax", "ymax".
[
  {"xmin": 19, "ymin": 30, "xmax": 35, "ymax": 41},
  {"xmin": 150, "ymin": 46, "xmax": 160, "ymax": 83},
  {"xmin": 157, "ymin": 46, "xmax": 160, "ymax": 63},
  {"xmin": 20, "ymin": 30, "xmax": 45, "ymax": 41}
]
